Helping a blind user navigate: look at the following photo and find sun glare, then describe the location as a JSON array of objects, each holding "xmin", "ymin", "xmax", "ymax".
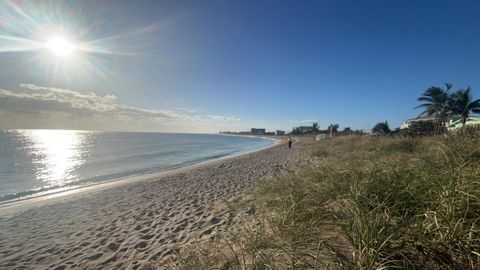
[
  {"xmin": 24, "ymin": 129, "xmax": 86, "ymax": 185},
  {"xmin": 47, "ymin": 37, "xmax": 74, "ymax": 56}
]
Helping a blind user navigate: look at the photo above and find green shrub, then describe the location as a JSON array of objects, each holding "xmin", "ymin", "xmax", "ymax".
[{"xmin": 407, "ymin": 121, "xmax": 436, "ymax": 136}]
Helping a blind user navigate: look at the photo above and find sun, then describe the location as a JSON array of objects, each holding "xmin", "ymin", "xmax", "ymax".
[{"xmin": 47, "ymin": 37, "xmax": 74, "ymax": 56}]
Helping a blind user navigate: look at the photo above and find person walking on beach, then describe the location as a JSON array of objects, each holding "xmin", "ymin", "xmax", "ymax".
[{"xmin": 288, "ymin": 136, "xmax": 293, "ymax": 149}]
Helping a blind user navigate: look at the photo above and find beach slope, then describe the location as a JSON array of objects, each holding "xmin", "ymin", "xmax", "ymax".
[{"xmin": 0, "ymin": 138, "xmax": 314, "ymax": 269}]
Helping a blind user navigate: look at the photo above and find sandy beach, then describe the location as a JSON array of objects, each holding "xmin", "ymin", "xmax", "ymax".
[{"xmin": 0, "ymin": 138, "xmax": 315, "ymax": 269}]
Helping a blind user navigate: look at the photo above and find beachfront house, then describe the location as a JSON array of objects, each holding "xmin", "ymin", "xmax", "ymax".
[
  {"xmin": 400, "ymin": 115, "xmax": 436, "ymax": 129},
  {"xmin": 447, "ymin": 116, "xmax": 480, "ymax": 130},
  {"xmin": 401, "ymin": 115, "xmax": 480, "ymax": 130},
  {"xmin": 251, "ymin": 128, "xmax": 266, "ymax": 135}
]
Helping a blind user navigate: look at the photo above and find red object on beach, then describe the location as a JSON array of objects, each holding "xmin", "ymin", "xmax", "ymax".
[{"xmin": 329, "ymin": 126, "xmax": 333, "ymax": 139}]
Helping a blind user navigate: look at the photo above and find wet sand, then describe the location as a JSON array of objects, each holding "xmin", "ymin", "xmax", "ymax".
[{"xmin": 0, "ymin": 138, "xmax": 315, "ymax": 269}]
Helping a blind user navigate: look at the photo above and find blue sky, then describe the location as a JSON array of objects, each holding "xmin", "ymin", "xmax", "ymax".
[{"xmin": 1, "ymin": 0, "xmax": 480, "ymax": 132}]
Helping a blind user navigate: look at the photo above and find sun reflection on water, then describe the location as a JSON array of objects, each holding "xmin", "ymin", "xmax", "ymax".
[{"xmin": 20, "ymin": 129, "xmax": 87, "ymax": 187}]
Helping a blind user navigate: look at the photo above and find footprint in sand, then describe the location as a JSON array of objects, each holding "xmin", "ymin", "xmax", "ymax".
[
  {"xmin": 107, "ymin": 242, "xmax": 119, "ymax": 251},
  {"xmin": 135, "ymin": 241, "xmax": 148, "ymax": 250},
  {"xmin": 141, "ymin": 234, "xmax": 155, "ymax": 240}
]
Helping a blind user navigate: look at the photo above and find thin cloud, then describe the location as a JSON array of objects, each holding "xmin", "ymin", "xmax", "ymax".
[
  {"xmin": 288, "ymin": 119, "xmax": 317, "ymax": 123},
  {"xmin": 207, "ymin": 115, "xmax": 241, "ymax": 122},
  {"xmin": 0, "ymin": 84, "xmax": 244, "ymax": 132},
  {"xmin": 175, "ymin": 107, "xmax": 204, "ymax": 113}
]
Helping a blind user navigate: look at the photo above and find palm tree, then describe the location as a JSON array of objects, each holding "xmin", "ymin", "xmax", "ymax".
[
  {"xmin": 416, "ymin": 83, "xmax": 452, "ymax": 134},
  {"xmin": 292, "ymin": 127, "xmax": 301, "ymax": 134},
  {"xmin": 312, "ymin": 122, "xmax": 319, "ymax": 132},
  {"xmin": 448, "ymin": 87, "xmax": 480, "ymax": 127},
  {"xmin": 328, "ymin": 124, "xmax": 339, "ymax": 132},
  {"xmin": 372, "ymin": 121, "xmax": 391, "ymax": 134}
]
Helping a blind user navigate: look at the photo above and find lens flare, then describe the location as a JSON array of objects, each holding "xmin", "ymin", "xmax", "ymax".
[
  {"xmin": 0, "ymin": 1, "xmax": 169, "ymax": 89},
  {"xmin": 47, "ymin": 37, "xmax": 74, "ymax": 56}
]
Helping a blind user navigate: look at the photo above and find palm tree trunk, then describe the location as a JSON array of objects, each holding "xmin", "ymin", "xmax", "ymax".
[{"xmin": 435, "ymin": 119, "xmax": 442, "ymax": 134}]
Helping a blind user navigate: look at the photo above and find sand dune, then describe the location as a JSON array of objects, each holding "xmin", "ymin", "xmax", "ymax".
[{"xmin": 0, "ymin": 139, "xmax": 315, "ymax": 269}]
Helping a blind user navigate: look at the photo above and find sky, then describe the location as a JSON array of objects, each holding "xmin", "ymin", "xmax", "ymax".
[{"xmin": 1, "ymin": 0, "xmax": 480, "ymax": 133}]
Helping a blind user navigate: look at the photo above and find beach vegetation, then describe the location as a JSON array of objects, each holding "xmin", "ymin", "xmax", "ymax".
[
  {"xmin": 337, "ymin": 128, "xmax": 366, "ymax": 136},
  {"xmin": 292, "ymin": 127, "xmax": 302, "ymax": 135},
  {"xmin": 404, "ymin": 121, "xmax": 436, "ymax": 136},
  {"xmin": 371, "ymin": 121, "xmax": 391, "ymax": 135},
  {"xmin": 170, "ymin": 134, "xmax": 480, "ymax": 269}
]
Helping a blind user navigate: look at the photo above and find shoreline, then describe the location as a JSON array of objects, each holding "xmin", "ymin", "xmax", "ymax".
[
  {"xmin": 0, "ymin": 137, "xmax": 281, "ymax": 216},
  {"xmin": 0, "ymin": 137, "xmax": 312, "ymax": 269}
]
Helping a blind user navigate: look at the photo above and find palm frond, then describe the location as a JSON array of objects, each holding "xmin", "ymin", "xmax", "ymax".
[
  {"xmin": 467, "ymin": 99, "xmax": 480, "ymax": 110},
  {"xmin": 417, "ymin": 97, "xmax": 434, "ymax": 102},
  {"xmin": 414, "ymin": 103, "xmax": 433, "ymax": 109}
]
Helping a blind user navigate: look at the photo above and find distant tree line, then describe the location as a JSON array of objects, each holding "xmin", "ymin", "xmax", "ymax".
[{"xmin": 292, "ymin": 122, "xmax": 365, "ymax": 136}]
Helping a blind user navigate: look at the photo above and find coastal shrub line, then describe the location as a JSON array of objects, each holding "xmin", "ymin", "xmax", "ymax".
[{"xmin": 170, "ymin": 134, "xmax": 480, "ymax": 269}]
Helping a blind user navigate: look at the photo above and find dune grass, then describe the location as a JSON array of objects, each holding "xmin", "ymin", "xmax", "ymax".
[{"xmin": 170, "ymin": 134, "xmax": 480, "ymax": 269}]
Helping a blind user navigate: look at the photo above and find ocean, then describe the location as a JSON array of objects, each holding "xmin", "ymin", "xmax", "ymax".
[{"xmin": 0, "ymin": 129, "xmax": 275, "ymax": 203}]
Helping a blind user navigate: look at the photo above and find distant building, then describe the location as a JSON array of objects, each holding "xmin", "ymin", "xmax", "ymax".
[
  {"xmin": 447, "ymin": 116, "xmax": 480, "ymax": 130},
  {"xmin": 400, "ymin": 116, "xmax": 436, "ymax": 129},
  {"xmin": 250, "ymin": 128, "xmax": 266, "ymax": 135},
  {"xmin": 276, "ymin": 130, "xmax": 285, "ymax": 136}
]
